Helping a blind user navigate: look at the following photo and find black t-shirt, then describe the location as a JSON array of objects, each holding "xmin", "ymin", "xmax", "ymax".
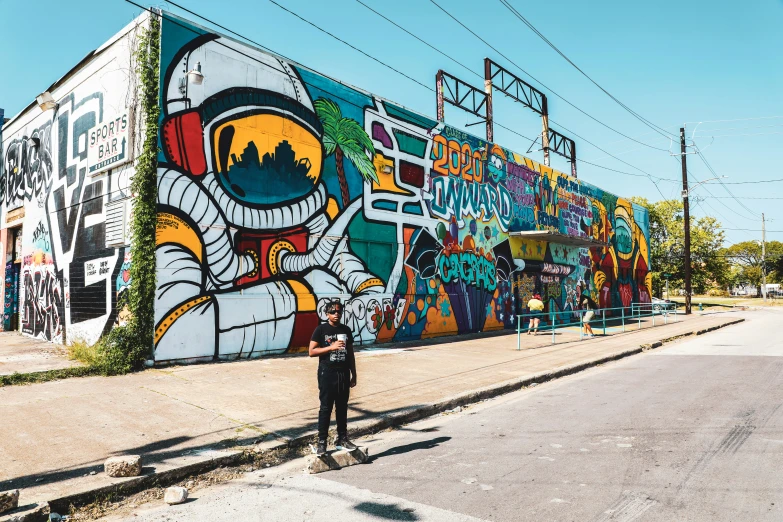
[
  {"xmin": 311, "ymin": 322, "xmax": 354, "ymax": 369},
  {"xmin": 580, "ymin": 296, "xmax": 598, "ymax": 310}
]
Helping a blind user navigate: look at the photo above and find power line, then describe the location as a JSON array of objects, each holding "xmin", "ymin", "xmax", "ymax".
[
  {"xmin": 354, "ymin": 0, "xmax": 681, "ymax": 178},
  {"xmin": 266, "ymin": 0, "xmax": 676, "ymax": 185},
  {"xmin": 126, "ymin": 0, "xmax": 677, "ymax": 188},
  {"xmin": 425, "ymin": 0, "xmax": 671, "ymax": 152},
  {"xmin": 689, "ymin": 174, "xmax": 758, "ymax": 222},
  {"xmin": 120, "ymin": 1, "xmax": 514, "ymax": 162},
  {"xmin": 106, "ymin": 1, "xmax": 609, "ymax": 216},
  {"xmin": 694, "ymin": 149, "xmax": 760, "ymax": 219},
  {"xmin": 576, "ymin": 158, "xmax": 665, "ymax": 179},
  {"xmin": 497, "ymin": 0, "xmax": 675, "ymax": 141},
  {"xmin": 670, "ymin": 154, "xmax": 756, "ymax": 229},
  {"xmin": 133, "ymin": 0, "xmax": 539, "ymax": 149},
  {"xmin": 267, "ymin": 0, "xmax": 431, "ymax": 92},
  {"xmin": 721, "ymin": 228, "xmax": 783, "ymax": 233},
  {"xmin": 675, "ymin": 139, "xmax": 759, "ymax": 222},
  {"xmin": 347, "ymin": 0, "xmax": 679, "ymax": 188},
  {"xmin": 718, "ymin": 178, "xmax": 783, "ymax": 185},
  {"xmin": 693, "ymin": 122, "xmax": 783, "ymax": 134},
  {"xmin": 548, "ymin": 119, "xmax": 675, "ymax": 198},
  {"xmin": 163, "ymin": 0, "xmax": 279, "ymax": 55},
  {"xmin": 353, "ymin": 0, "xmax": 476, "ymax": 79},
  {"xmin": 709, "ymin": 197, "xmax": 783, "ymax": 200},
  {"xmin": 684, "ymin": 115, "xmax": 783, "ymax": 124},
  {"xmin": 694, "ymin": 131, "xmax": 783, "ymax": 139}
]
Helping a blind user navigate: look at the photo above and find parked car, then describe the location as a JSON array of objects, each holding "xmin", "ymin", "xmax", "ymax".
[{"xmin": 651, "ymin": 297, "xmax": 676, "ymax": 311}]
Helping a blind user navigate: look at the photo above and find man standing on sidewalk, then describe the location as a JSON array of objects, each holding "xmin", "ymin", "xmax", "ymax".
[{"xmin": 309, "ymin": 300, "xmax": 358, "ymax": 456}]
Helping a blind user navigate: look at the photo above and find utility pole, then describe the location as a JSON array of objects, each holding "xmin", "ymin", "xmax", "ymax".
[
  {"xmin": 680, "ymin": 127, "xmax": 692, "ymax": 315},
  {"xmin": 483, "ymin": 59, "xmax": 494, "ymax": 143},
  {"xmin": 541, "ymin": 96, "xmax": 550, "ymax": 167},
  {"xmin": 762, "ymin": 213, "xmax": 767, "ymax": 302}
]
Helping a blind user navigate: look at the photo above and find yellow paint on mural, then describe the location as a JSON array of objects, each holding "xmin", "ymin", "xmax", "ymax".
[
  {"xmin": 509, "ymin": 236, "xmax": 547, "ymax": 261},
  {"xmin": 371, "ymin": 153, "xmax": 413, "ymax": 195},
  {"xmin": 594, "ymin": 270, "xmax": 606, "ymax": 292},
  {"xmin": 156, "ymin": 213, "xmax": 203, "ymax": 262},
  {"xmin": 212, "ymin": 113, "xmax": 322, "ymax": 182},
  {"xmin": 634, "ymin": 226, "xmax": 650, "ymax": 271},
  {"xmin": 326, "ymin": 196, "xmax": 340, "ymax": 219},
  {"xmin": 285, "ymin": 279, "xmax": 316, "ymax": 312}
]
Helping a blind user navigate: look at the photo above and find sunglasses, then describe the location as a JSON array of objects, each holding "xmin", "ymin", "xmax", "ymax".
[{"xmin": 328, "ymin": 309, "xmax": 343, "ymax": 315}]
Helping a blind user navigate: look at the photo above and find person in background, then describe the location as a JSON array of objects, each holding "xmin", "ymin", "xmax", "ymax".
[
  {"xmin": 308, "ymin": 300, "xmax": 358, "ymax": 456},
  {"xmin": 527, "ymin": 293, "xmax": 545, "ymax": 335},
  {"xmin": 579, "ymin": 292, "xmax": 598, "ymax": 337}
]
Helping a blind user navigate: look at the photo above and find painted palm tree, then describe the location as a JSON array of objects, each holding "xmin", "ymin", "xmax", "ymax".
[{"xmin": 314, "ymin": 98, "xmax": 378, "ymax": 207}]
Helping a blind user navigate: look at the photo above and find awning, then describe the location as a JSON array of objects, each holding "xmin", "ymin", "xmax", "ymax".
[{"xmin": 509, "ymin": 230, "xmax": 608, "ymax": 248}]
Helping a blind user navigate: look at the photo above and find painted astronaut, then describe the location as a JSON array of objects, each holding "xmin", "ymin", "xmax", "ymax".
[{"xmin": 154, "ymin": 36, "xmax": 383, "ymax": 361}]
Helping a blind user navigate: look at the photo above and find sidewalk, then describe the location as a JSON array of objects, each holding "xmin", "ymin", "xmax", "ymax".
[
  {"xmin": 0, "ymin": 311, "xmax": 746, "ymax": 513},
  {"xmin": 0, "ymin": 332, "xmax": 81, "ymax": 376}
]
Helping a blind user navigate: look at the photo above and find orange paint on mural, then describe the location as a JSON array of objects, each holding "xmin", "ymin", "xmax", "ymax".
[{"xmin": 421, "ymin": 286, "xmax": 458, "ymax": 339}]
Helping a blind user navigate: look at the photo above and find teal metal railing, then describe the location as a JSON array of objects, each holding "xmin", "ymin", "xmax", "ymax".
[{"xmin": 515, "ymin": 302, "xmax": 680, "ymax": 350}]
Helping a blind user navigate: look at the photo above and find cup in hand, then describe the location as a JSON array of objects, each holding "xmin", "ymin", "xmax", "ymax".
[{"xmin": 336, "ymin": 334, "xmax": 348, "ymax": 355}]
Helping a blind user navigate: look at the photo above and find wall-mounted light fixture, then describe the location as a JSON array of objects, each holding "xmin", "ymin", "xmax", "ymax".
[
  {"xmin": 26, "ymin": 137, "xmax": 41, "ymax": 148},
  {"xmin": 36, "ymin": 92, "xmax": 57, "ymax": 112},
  {"xmin": 187, "ymin": 62, "xmax": 204, "ymax": 85},
  {"xmin": 179, "ymin": 61, "xmax": 205, "ymax": 95},
  {"xmin": 381, "ymin": 165, "xmax": 393, "ymax": 174}
]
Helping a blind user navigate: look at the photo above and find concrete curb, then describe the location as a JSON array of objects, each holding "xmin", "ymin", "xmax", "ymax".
[{"xmin": 37, "ymin": 317, "xmax": 745, "ymax": 519}]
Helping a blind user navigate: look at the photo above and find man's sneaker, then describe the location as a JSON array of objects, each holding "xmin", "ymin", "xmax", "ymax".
[
  {"xmin": 315, "ymin": 440, "xmax": 327, "ymax": 456},
  {"xmin": 335, "ymin": 437, "xmax": 358, "ymax": 451}
]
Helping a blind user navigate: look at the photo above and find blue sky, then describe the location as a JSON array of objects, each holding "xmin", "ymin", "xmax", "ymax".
[{"xmin": 1, "ymin": 0, "xmax": 781, "ymax": 246}]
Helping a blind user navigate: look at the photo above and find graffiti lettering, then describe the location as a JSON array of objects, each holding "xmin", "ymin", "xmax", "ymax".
[
  {"xmin": 542, "ymin": 263, "xmax": 573, "ymax": 276},
  {"xmin": 507, "ymin": 161, "xmax": 537, "ymax": 185},
  {"xmin": 430, "ymin": 176, "xmax": 513, "ymax": 231},
  {"xmin": 537, "ymin": 211, "xmax": 559, "ymax": 228},
  {"xmin": 438, "ymin": 251, "xmax": 497, "ymax": 292},
  {"xmin": 32, "ymin": 222, "xmax": 51, "ymax": 252},
  {"xmin": 543, "ymin": 281, "xmax": 561, "ymax": 300},
  {"xmin": 1, "ymin": 123, "xmax": 54, "ymax": 208},
  {"xmin": 21, "ymin": 265, "xmax": 63, "ymax": 342}
]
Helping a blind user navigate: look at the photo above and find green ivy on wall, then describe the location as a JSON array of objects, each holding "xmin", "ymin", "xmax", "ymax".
[{"xmin": 97, "ymin": 13, "xmax": 160, "ymax": 374}]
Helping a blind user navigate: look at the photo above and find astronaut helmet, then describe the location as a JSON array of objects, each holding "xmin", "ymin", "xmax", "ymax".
[{"xmin": 161, "ymin": 35, "xmax": 324, "ymax": 210}]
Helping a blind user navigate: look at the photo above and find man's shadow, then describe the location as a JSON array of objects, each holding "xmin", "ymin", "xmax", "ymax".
[{"xmin": 368, "ymin": 436, "xmax": 451, "ymax": 463}]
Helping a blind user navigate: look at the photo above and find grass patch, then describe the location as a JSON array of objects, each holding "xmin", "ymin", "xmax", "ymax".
[
  {"xmin": 0, "ymin": 366, "xmax": 100, "ymax": 386},
  {"xmin": 67, "ymin": 338, "xmax": 103, "ymax": 366},
  {"xmin": 2, "ymin": 327, "xmax": 151, "ymax": 387}
]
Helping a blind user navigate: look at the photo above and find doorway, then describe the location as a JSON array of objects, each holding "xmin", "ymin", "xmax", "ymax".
[{"xmin": 3, "ymin": 226, "xmax": 22, "ymax": 331}]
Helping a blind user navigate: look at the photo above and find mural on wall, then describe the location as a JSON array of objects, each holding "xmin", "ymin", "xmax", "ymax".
[
  {"xmin": 3, "ymin": 262, "xmax": 19, "ymax": 331},
  {"xmin": 154, "ymin": 15, "xmax": 651, "ymax": 362},
  {"xmin": 20, "ymin": 220, "xmax": 63, "ymax": 341},
  {"xmin": 0, "ymin": 24, "xmax": 139, "ymax": 344}
]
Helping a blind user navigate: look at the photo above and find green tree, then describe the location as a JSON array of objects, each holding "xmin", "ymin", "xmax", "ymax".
[
  {"xmin": 771, "ymin": 252, "xmax": 783, "ymax": 282},
  {"xmin": 314, "ymin": 98, "xmax": 378, "ymax": 207},
  {"xmin": 724, "ymin": 240, "xmax": 783, "ymax": 294},
  {"xmin": 631, "ymin": 197, "xmax": 727, "ymax": 296}
]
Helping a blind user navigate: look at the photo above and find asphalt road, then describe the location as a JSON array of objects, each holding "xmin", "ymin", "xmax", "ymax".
[{"xmin": 112, "ymin": 309, "xmax": 783, "ymax": 522}]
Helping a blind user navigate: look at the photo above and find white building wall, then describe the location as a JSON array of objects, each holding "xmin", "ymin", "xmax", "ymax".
[{"xmin": 0, "ymin": 13, "xmax": 149, "ymax": 344}]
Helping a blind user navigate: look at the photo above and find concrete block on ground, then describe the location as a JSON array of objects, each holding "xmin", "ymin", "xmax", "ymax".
[
  {"xmin": 104, "ymin": 455, "xmax": 142, "ymax": 477},
  {"xmin": 0, "ymin": 490, "xmax": 19, "ymax": 515},
  {"xmin": 163, "ymin": 486, "xmax": 188, "ymax": 505},
  {"xmin": 307, "ymin": 447, "xmax": 369, "ymax": 474},
  {"xmin": 0, "ymin": 502, "xmax": 49, "ymax": 522}
]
